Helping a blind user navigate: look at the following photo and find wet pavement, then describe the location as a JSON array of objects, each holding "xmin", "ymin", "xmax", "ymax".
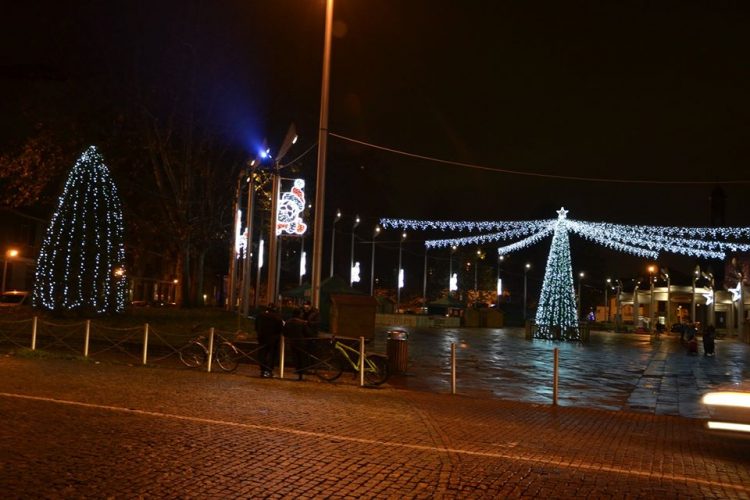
[{"xmin": 370, "ymin": 327, "xmax": 750, "ymax": 419}]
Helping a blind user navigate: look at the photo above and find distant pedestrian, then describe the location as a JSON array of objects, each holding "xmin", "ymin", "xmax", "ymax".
[
  {"xmin": 282, "ymin": 308, "xmax": 310, "ymax": 380},
  {"xmin": 703, "ymin": 325, "xmax": 716, "ymax": 357},
  {"xmin": 255, "ymin": 303, "xmax": 284, "ymax": 378}
]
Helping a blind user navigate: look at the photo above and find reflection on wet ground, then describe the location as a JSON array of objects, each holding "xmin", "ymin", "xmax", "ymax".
[{"xmin": 370, "ymin": 326, "xmax": 750, "ymax": 419}]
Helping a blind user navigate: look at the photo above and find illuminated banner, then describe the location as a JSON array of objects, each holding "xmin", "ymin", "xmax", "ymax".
[{"xmin": 276, "ymin": 179, "xmax": 307, "ymax": 235}]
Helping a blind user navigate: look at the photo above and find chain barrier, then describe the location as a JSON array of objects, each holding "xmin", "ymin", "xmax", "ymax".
[
  {"xmin": 37, "ymin": 320, "xmax": 87, "ymax": 355},
  {"xmin": 146, "ymin": 325, "xmax": 206, "ymax": 363},
  {"xmin": 0, "ymin": 318, "xmax": 34, "ymax": 351},
  {"xmin": 87, "ymin": 323, "xmax": 143, "ymax": 360},
  {"xmin": 213, "ymin": 329, "xmax": 261, "ymax": 365}
]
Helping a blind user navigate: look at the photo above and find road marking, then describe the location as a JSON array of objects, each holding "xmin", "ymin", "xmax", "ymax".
[{"xmin": 2, "ymin": 391, "xmax": 748, "ymax": 493}]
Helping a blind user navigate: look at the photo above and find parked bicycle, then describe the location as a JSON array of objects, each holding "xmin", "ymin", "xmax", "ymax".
[
  {"xmin": 306, "ymin": 337, "xmax": 389, "ymax": 386},
  {"xmin": 179, "ymin": 334, "xmax": 240, "ymax": 372}
]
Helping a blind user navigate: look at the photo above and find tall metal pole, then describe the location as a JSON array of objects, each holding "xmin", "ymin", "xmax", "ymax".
[
  {"xmin": 604, "ymin": 280, "xmax": 608, "ymax": 322},
  {"xmin": 397, "ymin": 233, "xmax": 405, "ymax": 312},
  {"xmin": 241, "ymin": 168, "xmax": 256, "ymax": 316},
  {"xmin": 226, "ymin": 174, "xmax": 242, "ymax": 310},
  {"xmin": 370, "ymin": 226, "xmax": 380, "ymax": 295},
  {"xmin": 311, "ymin": 0, "xmax": 335, "ymax": 309},
  {"xmin": 350, "ymin": 215, "xmax": 359, "ymax": 284},
  {"xmin": 496, "ymin": 255, "xmax": 503, "ymax": 308},
  {"xmin": 266, "ymin": 171, "xmax": 281, "ymax": 306},
  {"xmin": 329, "ymin": 210, "xmax": 341, "ymax": 279},
  {"xmin": 523, "ymin": 265, "xmax": 529, "ymax": 320},
  {"xmin": 422, "ymin": 246, "xmax": 428, "ymax": 312}
]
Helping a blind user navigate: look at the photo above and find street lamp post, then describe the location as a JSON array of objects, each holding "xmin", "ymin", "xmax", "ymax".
[
  {"xmin": 578, "ymin": 271, "xmax": 585, "ymax": 320},
  {"xmin": 648, "ymin": 265, "xmax": 656, "ymax": 332},
  {"xmin": 523, "ymin": 263, "xmax": 531, "ymax": 321},
  {"xmin": 350, "ymin": 215, "xmax": 360, "ymax": 285},
  {"xmin": 691, "ymin": 268, "xmax": 699, "ymax": 325},
  {"xmin": 604, "ymin": 278, "xmax": 611, "ymax": 322},
  {"xmin": 329, "ymin": 209, "xmax": 341, "ymax": 278},
  {"xmin": 497, "ymin": 255, "xmax": 504, "ymax": 308},
  {"xmin": 474, "ymin": 249, "xmax": 481, "ymax": 292},
  {"xmin": 422, "ymin": 246, "xmax": 428, "ymax": 313},
  {"xmin": 370, "ymin": 226, "xmax": 380, "ymax": 296},
  {"xmin": 396, "ymin": 232, "xmax": 406, "ymax": 312},
  {"xmin": 449, "ymin": 245, "xmax": 457, "ymax": 295},
  {"xmin": 2, "ymin": 248, "xmax": 19, "ymax": 293},
  {"xmin": 615, "ymin": 279, "xmax": 623, "ymax": 330},
  {"xmin": 310, "ymin": 0, "xmax": 335, "ymax": 309}
]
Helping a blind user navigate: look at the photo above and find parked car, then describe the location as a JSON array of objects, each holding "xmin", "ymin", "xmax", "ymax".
[{"xmin": 0, "ymin": 290, "xmax": 30, "ymax": 308}]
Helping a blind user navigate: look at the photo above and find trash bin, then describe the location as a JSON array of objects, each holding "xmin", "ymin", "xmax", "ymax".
[{"xmin": 386, "ymin": 329, "xmax": 409, "ymax": 374}]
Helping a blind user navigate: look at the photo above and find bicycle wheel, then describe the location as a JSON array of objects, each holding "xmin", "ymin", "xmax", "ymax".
[
  {"xmin": 364, "ymin": 355, "xmax": 389, "ymax": 386},
  {"xmin": 314, "ymin": 351, "xmax": 344, "ymax": 382},
  {"xmin": 180, "ymin": 341, "xmax": 207, "ymax": 368},
  {"xmin": 215, "ymin": 342, "xmax": 240, "ymax": 372}
]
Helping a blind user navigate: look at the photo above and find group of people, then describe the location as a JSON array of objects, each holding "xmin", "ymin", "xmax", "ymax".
[
  {"xmin": 677, "ymin": 321, "xmax": 716, "ymax": 357},
  {"xmin": 254, "ymin": 301, "xmax": 320, "ymax": 380}
]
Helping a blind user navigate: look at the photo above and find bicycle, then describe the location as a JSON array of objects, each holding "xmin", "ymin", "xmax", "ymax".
[
  {"xmin": 179, "ymin": 334, "xmax": 240, "ymax": 372},
  {"xmin": 307, "ymin": 337, "xmax": 389, "ymax": 386}
]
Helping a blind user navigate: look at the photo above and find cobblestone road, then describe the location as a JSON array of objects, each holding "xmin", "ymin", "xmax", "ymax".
[{"xmin": 1, "ymin": 357, "xmax": 748, "ymax": 498}]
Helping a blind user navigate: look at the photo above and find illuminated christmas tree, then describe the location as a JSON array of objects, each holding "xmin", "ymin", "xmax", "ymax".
[
  {"xmin": 534, "ymin": 209, "xmax": 579, "ymax": 339},
  {"xmin": 33, "ymin": 146, "xmax": 127, "ymax": 313}
]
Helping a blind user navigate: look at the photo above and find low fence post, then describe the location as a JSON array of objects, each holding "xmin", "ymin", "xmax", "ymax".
[
  {"xmin": 142, "ymin": 323, "xmax": 149, "ymax": 365},
  {"xmin": 451, "ymin": 342, "xmax": 457, "ymax": 395},
  {"xmin": 31, "ymin": 316, "xmax": 38, "ymax": 350},
  {"xmin": 359, "ymin": 336, "xmax": 365, "ymax": 387},
  {"xmin": 83, "ymin": 319, "xmax": 91, "ymax": 357},
  {"xmin": 553, "ymin": 347, "xmax": 559, "ymax": 406},
  {"xmin": 207, "ymin": 327, "xmax": 215, "ymax": 373},
  {"xmin": 279, "ymin": 335, "xmax": 285, "ymax": 379}
]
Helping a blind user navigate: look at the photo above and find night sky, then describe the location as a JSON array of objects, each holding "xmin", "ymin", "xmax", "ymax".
[{"xmin": 2, "ymin": 0, "xmax": 749, "ymax": 290}]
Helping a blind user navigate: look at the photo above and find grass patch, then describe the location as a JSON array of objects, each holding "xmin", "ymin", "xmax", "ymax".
[{"xmin": 14, "ymin": 347, "xmax": 88, "ymax": 362}]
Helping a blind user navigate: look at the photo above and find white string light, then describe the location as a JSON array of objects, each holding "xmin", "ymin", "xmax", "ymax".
[
  {"xmin": 379, "ymin": 207, "xmax": 750, "ymax": 339},
  {"xmin": 33, "ymin": 146, "xmax": 126, "ymax": 313}
]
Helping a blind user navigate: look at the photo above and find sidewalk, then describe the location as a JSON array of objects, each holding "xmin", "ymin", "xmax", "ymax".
[{"xmin": 1, "ymin": 356, "xmax": 749, "ymax": 497}]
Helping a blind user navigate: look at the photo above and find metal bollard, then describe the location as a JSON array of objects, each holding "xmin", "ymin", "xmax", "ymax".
[
  {"xmin": 279, "ymin": 335, "xmax": 285, "ymax": 379},
  {"xmin": 359, "ymin": 336, "xmax": 365, "ymax": 387},
  {"xmin": 451, "ymin": 342, "xmax": 457, "ymax": 395},
  {"xmin": 553, "ymin": 347, "xmax": 559, "ymax": 406},
  {"xmin": 142, "ymin": 323, "xmax": 149, "ymax": 365},
  {"xmin": 31, "ymin": 316, "xmax": 38, "ymax": 350},
  {"xmin": 84, "ymin": 320, "xmax": 91, "ymax": 357},
  {"xmin": 207, "ymin": 328, "xmax": 215, "ymax": 373}
]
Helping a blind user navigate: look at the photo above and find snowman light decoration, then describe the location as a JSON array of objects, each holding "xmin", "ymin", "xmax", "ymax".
[{"xmin": 276, "ymin": 178, "xmax": 308, "ymax": 235}]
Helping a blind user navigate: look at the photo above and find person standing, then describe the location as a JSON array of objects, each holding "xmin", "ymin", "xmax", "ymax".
[
  {"xmin": 282, "ymin": 308, "xmax": 309, "ymax": 380},
  {"xmin": 302, "ymin": 300, "xmax": 320, "ymax": 337},
  {"xmin": 255, "ymin": 303, "xmax": 284, "ymax": 378}
]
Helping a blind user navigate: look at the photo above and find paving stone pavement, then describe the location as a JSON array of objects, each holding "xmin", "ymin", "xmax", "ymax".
[
  {"xmin": 1, "ymin": 357, "xmax": 749, "ymax": 498},
  {"xmin": 371, "ymin": 327, "xmax": 750, "ymax": 418}
]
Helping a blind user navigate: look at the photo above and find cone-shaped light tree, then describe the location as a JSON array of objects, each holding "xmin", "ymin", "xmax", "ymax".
[
  {"xmin": 33, "ymin": 146, "xmax": 127, "ymax": 313},
  {"xmin": 534, "ymin": 208, "xmax": 579, "ymax": 339}
]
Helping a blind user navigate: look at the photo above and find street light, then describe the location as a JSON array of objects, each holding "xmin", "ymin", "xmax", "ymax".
[
  {"xmin": 370, "ymin": 226, "xmax": 380, "ymax": 296},
  {"xmin": 497, "ymin": 254, "xmax": 505, "ymax": 308},
  {"xmin": 604, "ymin": 278, "xmax": 611, "ymax": 322},
  {"xmin": 474, "ymin": 249, "xmax": 482, "ymax": 292},
  {"xmin": 648, "ymin": 265, "xmax": 656, "ymax": 332},
  {"xmin": 523, "ymin": 263, "xmax": 531, "ymax": 321},
  {"xmin": 2, "ymin": 248, "xmax": 19, "ymax": 293},
  {"xmin": 396, "ymin": 232, "xmax": 406, "ymax": 312},
  {"xmin": 615, "ymin": 279, "xmax": 623, "ymax": 329},
  {"xmin": 350, "ymin": 215, "xmax": 360, "ymax": 285},
  {"xmin": 449, "ymin": 245, "xmax": 457, "ymax": 293},
  {"xmin": 691, "ymin": 266, "xmax": 699, "ymax": 325},
  {"xmin": 578, "ymin": 271, "xmax": 585, "ymax": 320},
  {"xmin": 329, "ymin": 209, "xmax": 341, "ymax": 278}
]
